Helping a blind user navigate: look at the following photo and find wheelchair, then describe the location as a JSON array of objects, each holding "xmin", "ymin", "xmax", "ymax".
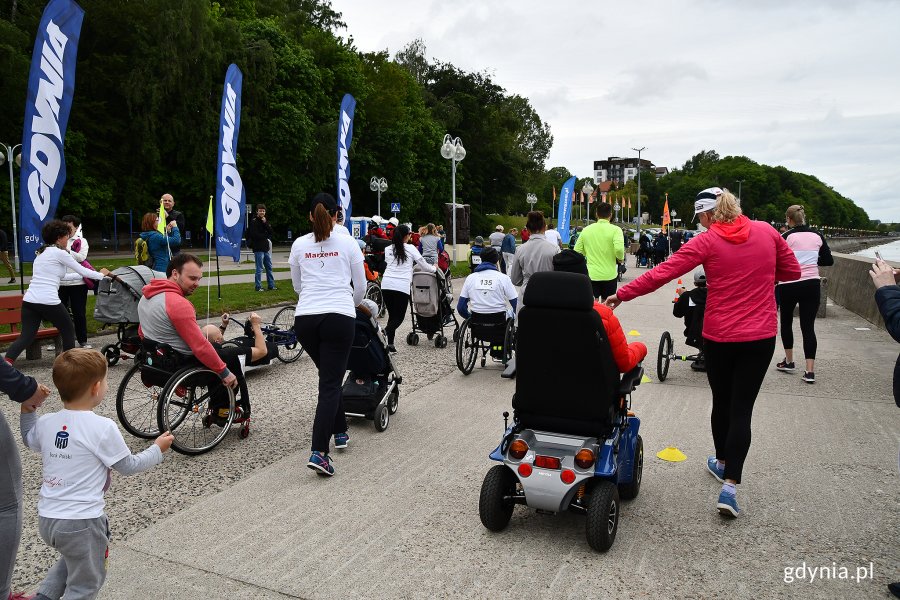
[
  {"xmin": 455, "ymin": 312, "xmax": 516, "ymax": 375},
  {"xmin": 656, "ymin": 331, "xmax": 704, "ymax": 382},
  {"xmin": 115, "ymin": 340, "xmax": 246, "ymax": 455},
  {"xmin": 478, "ymin": 272, "xmax": 644, "ymax": 552}
]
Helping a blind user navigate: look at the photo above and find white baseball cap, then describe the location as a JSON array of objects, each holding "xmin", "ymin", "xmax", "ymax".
[{"xmin": 693, "ymin": 187, "xmax": 722, "ymax": 221}]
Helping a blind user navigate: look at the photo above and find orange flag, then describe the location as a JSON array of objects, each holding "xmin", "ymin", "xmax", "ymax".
[
  {"xmin": 552, "ymin": 186, "xmax": 557, "ymax": 201},
  {"xmin": 662, "ymin": 198, "xmax": 671, "ymax": 233}
]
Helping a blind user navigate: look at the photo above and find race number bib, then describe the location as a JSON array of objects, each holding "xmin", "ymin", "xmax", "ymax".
[
  {"xmin": 471, "ymin": 256, "xmax": 481, "ymax": 264},
  {"xmin": 476, "ymin": 278, "xmax": 496, "ymax": 291}
]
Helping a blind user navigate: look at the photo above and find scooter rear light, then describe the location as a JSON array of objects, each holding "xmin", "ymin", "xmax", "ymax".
[
  {"xmin": 517, "ymin": 463, "xmax": 532, "ymax": 477},
  {"xmin": 534, "ymin": 455, "xmax": 561, "ymax": 470},
  {"xmin": 560, "ymin": 469, "xmax": 576, "ymax": 485},
  {"xmin": 574, "ymin": 449, "xmax": 595, "ymax": 469},
  {"xmin": 509, "ymin": 439, "xmax": 529, "ymax": 460}
]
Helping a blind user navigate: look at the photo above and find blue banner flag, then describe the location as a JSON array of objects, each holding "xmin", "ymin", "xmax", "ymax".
[
  {"xmin": 214, "ymin": 64, "xmax": 246, "ymax": 262},
  {"xmin": 557, "ymin": 176, "xmax": 576, "ymax": 244},
  {"xmin": 336, "ymin": 94, "xmax": 356, "ymax": 226},
  {"xmin": 18, "ymin": 0, "xmax": 84, "ymax": 261}
]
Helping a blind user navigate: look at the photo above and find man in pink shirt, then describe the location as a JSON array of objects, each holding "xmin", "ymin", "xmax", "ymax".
[{"xmin": 606, "ymin": 187, "xmax": 800, "ymax": 518}]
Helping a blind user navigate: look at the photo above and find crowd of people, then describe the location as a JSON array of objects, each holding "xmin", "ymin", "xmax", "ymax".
[{"xmin": 1, "ymin": 185, "xmax": 898, "ymax": 599}]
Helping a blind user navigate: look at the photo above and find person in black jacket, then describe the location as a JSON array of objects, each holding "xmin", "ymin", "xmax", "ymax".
[
  {"xmin": 0, "ymin": 361, "xmax": 50, "ymax": 599},
  {"xmin": 162, "ymin": 193, "xmax": 185, "ymax": 253},
  {"xmin": 247, "ymin": 204, "xmax": 277, "ymax": 291},
  {"xmin": 673, "ymin": 270, "xmax": 708, "ymax": 370},
  {"xmin": 871, "ymin": 257, "xmax": 900, "ymax": 598}
]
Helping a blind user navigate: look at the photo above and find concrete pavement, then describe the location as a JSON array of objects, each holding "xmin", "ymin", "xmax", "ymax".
[{"xmin": 4, "ymin": 268, "xmax": 899, "ymax": 599}]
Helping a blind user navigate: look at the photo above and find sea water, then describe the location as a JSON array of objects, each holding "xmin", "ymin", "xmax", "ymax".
[{"xmin": 854, "ymin": 238, "xmax": 900, "ymax": 262}]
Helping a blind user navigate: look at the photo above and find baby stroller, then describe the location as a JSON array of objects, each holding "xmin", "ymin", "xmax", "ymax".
[
  {"xmin": 341, "ymin": 304, "xmax": 402, "ymax": 431},
  {"xmin": 94, "ymin": 266, "xmax": 161, "ymax": 366},
  {"xmin": 407, "ymin": 266, "xmax": 459, "ymax": 348}
]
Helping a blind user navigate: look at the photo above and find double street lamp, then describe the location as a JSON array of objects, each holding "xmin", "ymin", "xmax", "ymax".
[
  {"xmin": 0, "ymin": 143, "xmax": 22, "ymax": 272},
  {"xmin": 581, "ymin": 181, "xmax": 594, "ymax": 224},
  {"xmin": 369, "ymin": 176, "xmax": 388, "ymax": 217},
  {"xmin": 440, "ymin": 134, "xmax": 466, "ymax": 264}
]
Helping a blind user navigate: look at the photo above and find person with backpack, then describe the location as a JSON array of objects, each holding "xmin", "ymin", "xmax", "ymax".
[{"xmin": 137, "ymin": 212, "xmax": 180, "ymax": 274}]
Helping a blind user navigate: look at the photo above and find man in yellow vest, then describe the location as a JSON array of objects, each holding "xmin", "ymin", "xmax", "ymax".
[{"xmin": 574, "ymin": 202, "xmax": 625, "ymax": 300}]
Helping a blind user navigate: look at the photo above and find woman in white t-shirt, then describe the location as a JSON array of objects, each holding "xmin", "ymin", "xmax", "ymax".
[
  {"xmin": 289, "ymin": 193, "xmax": 365, "ymax": 477},
  {"xmin": 381, "ymin": 224, "xmax": 436, "ymax": 352},
  {"xmin": 5, "ymin": 220, "xmax": 109, "ymax": 364}
]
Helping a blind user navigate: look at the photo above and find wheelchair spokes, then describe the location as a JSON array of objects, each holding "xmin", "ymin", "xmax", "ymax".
[
  {"xmin": 456, "ymin": 320, "xmax": 479, "ymax": 375},
  {"xmin": 115, "ymin": 364, "xmax": 163, "ymax": 439},
  {"xmin": 157, "ymin": 367, "xmax": 235, "ymax": 455}
]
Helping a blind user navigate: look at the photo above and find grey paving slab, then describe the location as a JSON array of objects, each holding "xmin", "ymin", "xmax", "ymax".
[{"xmin": 7, "ymin": 267, "xmax": 900, "ymax": 599}]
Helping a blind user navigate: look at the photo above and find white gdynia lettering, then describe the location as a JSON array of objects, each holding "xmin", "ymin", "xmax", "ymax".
[
  {"xmin": 220, "ymin": 82, "xmax": 242, "ymax": 228},
  {"xmin": 337, "ymin": 110, "xmax": 351, "ymax": 212},
  {"xmin": 27, "ymin": 19, "xmax": 68, "ymax": 220}
]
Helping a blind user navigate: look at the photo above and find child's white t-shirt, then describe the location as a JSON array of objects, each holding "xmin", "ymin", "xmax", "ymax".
[
  {"xmin": 460, "ymin": 268, "xmax": 518, "ymax": 314},
  {"xmin": 23, "ymin": 409, "xmax": 132, "ymax": 519}
]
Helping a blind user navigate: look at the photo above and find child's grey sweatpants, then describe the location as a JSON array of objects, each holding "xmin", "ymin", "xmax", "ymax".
[{"xmin": 35, "ymin": 515, "xmax": 110, "ymax": 600}]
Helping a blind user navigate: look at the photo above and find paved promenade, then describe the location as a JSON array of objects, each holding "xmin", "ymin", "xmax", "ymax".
[{"xmin": 4, "ymin": 268, "xmax": 899, "ymax": 599}]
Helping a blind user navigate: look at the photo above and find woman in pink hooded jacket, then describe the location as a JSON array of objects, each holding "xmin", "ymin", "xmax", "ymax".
[{"xmin": 606, "ymin": 188, "xmax": 801, "ymax": 518}]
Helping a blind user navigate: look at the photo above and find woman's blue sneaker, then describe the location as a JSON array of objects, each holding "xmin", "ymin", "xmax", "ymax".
[
  {"xmin": 307, "ymin": 451, "xmax": 334, "ymax": 476},
  {"xmin": 706, "ymin": 456, "xmax": 725, "ymax": 483},
  {"xmin": 334, "ymin": 432, "xmax": 349, "ymax": 449},
  {"xmin": 717, "ymin": 489, "xmax": 740, "ymax": 517}
]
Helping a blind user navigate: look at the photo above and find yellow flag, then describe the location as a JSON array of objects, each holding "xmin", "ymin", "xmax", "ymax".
[
  {"xmin": 206, "ymin": 196, "xmax": 214, "ymax": 234},
  {"xmin": 157, "ymin": 200, "xmax": 166, "ymax": 234}
]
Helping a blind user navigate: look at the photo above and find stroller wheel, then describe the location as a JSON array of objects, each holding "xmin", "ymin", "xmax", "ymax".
[
  {"xmin": 434, "ymin": 334, "xmax": 447, "ymax": 348},
  {"xmin": 387, "ymin": 389, "xmax": 399, "ymax": 414},
  {"xmin": 102, "ymin": 344, "xmax": 120, "ymax": 366},
  {"xmin": 406, "ymin": 332, "xmax": 419, "ymax": 346},
  {"xmin": 374, "ymin": 403, "xmax": 390, "ymax": 432},
  {"xmin": 427, "ymin": 333, "xmax": 434, "ymax": 340}
]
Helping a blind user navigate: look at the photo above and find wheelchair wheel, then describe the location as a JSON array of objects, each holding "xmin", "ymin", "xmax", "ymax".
[
  {"xmin": 102, "ymin": 344, "xmax": 120, "ymax": 367},
  {"xmin": 657, "ymin": 331, "xmax": 672, "ymax": 382},
  {"xmin": 502, "ymin": 320, "xmax": 516, "ymax": 365},
  {"xmin": 364, "ymin": 282, "xmax": 385, "ymax": 318},
  {"xmin": 479, "ymin": 465, "xmax": 517, "ymax": 532},
  {"xmin": 586, "ymin": 480, "xmax": 619, "ymax": 552},
  {"xmin": 116, "ymin": 363, "xmax": 163, "ymax": 439},
  {"xmin": 273, "ymin": 306, "xmax": 303, "ymax": 363},
  {"xmin": 618, "ymin": 435, "xmax": 643, "ymax": 500},
  {"xmin": 455, "ymin": 320, "xmax": 478, "ymax": 375},
  {"xmin": 157, "ymin": 367, "xmax": 235, "ymax": 456}
]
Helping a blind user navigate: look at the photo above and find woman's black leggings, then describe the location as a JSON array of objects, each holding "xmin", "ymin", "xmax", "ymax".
[
  {"xmin": 294, "ymin": 313, "xmax": 353, "ymax": 453},
  {"xmin": 778, "ymin": 279, "xmax": 821, "ymax": 360},
  {"xmin": 5, "ymin": 302, "xmax": 76, "ymax": 362},
  {"xmin": 381, "ymin": 289, "xmax": 410, "ymax": 345},
  {"xmin": 704, "ymin": 336, "xmax": 775, "ymax": 484},
  {"xmin": 59, "ymin": 284, "xmax": 89, "ymax": 345}
]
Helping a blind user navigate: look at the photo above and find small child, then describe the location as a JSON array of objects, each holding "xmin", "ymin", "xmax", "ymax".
[
  {"xmin": 673, "ymin": 270, "xmax": 708, "ymax": 370},
  {"xmin": 20, "ymin": 348, "xmax": 173, "ymax": 600}
]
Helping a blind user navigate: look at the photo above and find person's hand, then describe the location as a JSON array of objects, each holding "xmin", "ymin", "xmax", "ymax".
[
  {"xmin": 870, "ymin": 259, "xmax": 898, "ymax": 289},
  {"xmin": 166, "ymin": 221, "xmax": 175, "ymax": 233},
  {"xmin": 221, "ymin": 313, "xmax": 229, "ymax": 327},
  {"xmin": 154, "ymin": 431, "xmax": 174, "ymax": 452},
  {"xmin": 222, "ymin": 372, "xmax": 238, "ymax": 389},
  {"xmin": 604, "ymin": 294, "xmax": 623, "ymax": 309},
  {"xmin": 356, "ymin": 303, "xmax": 372, "ymax": 317},
  {"xmin": 249, "ymin": 313, "xmax": 262, "ymax": 326},
  {"xmin": 261, "ymin": 216, "xmax": 266, "ymax": 223},
  {"xmin": 100, "ymin": 267, "xmax": 111, "ymax": 277},
  {"xmin": 21, "ymin": 383, "xmax": 51, "ymax": 412}
]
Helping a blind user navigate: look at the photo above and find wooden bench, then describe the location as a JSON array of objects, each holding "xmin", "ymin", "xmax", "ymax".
[{"xmin": 0, "ymin": 295, "xmax": 63, "ymax": 360}]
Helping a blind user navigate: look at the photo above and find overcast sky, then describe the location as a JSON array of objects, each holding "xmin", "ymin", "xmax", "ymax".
[{"xmin": 332, "ymin": 0, "xmax": 900, "ymax": 223}]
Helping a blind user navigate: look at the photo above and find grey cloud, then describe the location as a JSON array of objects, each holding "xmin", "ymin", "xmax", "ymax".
[{"xmin": 610, "ymin": 63, "xmax": 708, "ymax": 106}]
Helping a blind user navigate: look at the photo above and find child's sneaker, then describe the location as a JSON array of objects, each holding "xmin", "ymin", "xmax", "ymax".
[
  {"xmin": 706, "ymin": 456, "xmax": 725, "ymax": 483},
  {"xmin": 307, "ymin": 451, "xmax": 334, "ymax": 476},
  {"xmin": 716, "ymin": 489, "xmax": 740, "ymax": 517},
  {"xmin": 802, "ymin": 371, "xmax": 815, "ymax": 384},
  {"xmin": 334, "ymin": 431, "xmax": 349, "ymax": 449},
  {"xmin": 776, "ymin": 359, "xmax": 795, "ymax": 372}
]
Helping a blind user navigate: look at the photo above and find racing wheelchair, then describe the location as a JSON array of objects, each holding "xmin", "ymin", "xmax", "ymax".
[
  {"xmin": 656, "ymin": 331, "xmax": 705, "ymax": 382},
  {"xmin": 455, "ymin": 312, "xmax": 516, "ymax": 375},
  {"xmin": 478, "ymin": 272, "xmax": 644, "ymax": 552}
]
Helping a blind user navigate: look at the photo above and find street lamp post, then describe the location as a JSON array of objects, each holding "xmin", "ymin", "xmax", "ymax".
[
  {"xmin": 581, "ymin": 181, "xmax": 593, "ymax": 225},
  {"xmin": 369, "ymin": 176, "xmax": 388, "ymax": 217},
  {"xmin": 0, "ymin": 142, "xmax": 22, "ymax": 273},
  {"xmin": 632, "ymin": 146, "xmax": 646, "ymax": 239},
  {"xmin": 736, "ymin": 179, "xmax": 745, "ymax": 201},
  {"xmin": 526, "ymin": 193, "xmax": 537, "ymax": 211},
  {"xmin": 440, "ymin": 134, "xmax": 466, "ymax": 264}
]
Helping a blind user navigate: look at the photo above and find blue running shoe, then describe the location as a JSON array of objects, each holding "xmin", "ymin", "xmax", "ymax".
[
  {"xmin": 307, "ymin": 451, "xmax": 334, "ymax": 476},
  {"xmin": 334, "ymin": 431, "xmax": 349, "ymax": 449},
  {"xmin": 717, "ymin": 490, "xmax": 740, "ymax": 517},
  {"xmin": 706, "ymin": 456, "xmax": 725, "ymax": 483}
]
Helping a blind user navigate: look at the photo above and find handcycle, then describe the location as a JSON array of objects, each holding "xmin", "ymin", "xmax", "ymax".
[
  {"xmin": 217, "ymin": 307, "xmax": 304, "ymax": 368},
  {"xmin": 655, "ymin": 330, "xmax": 704, "ymax": 382}
]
